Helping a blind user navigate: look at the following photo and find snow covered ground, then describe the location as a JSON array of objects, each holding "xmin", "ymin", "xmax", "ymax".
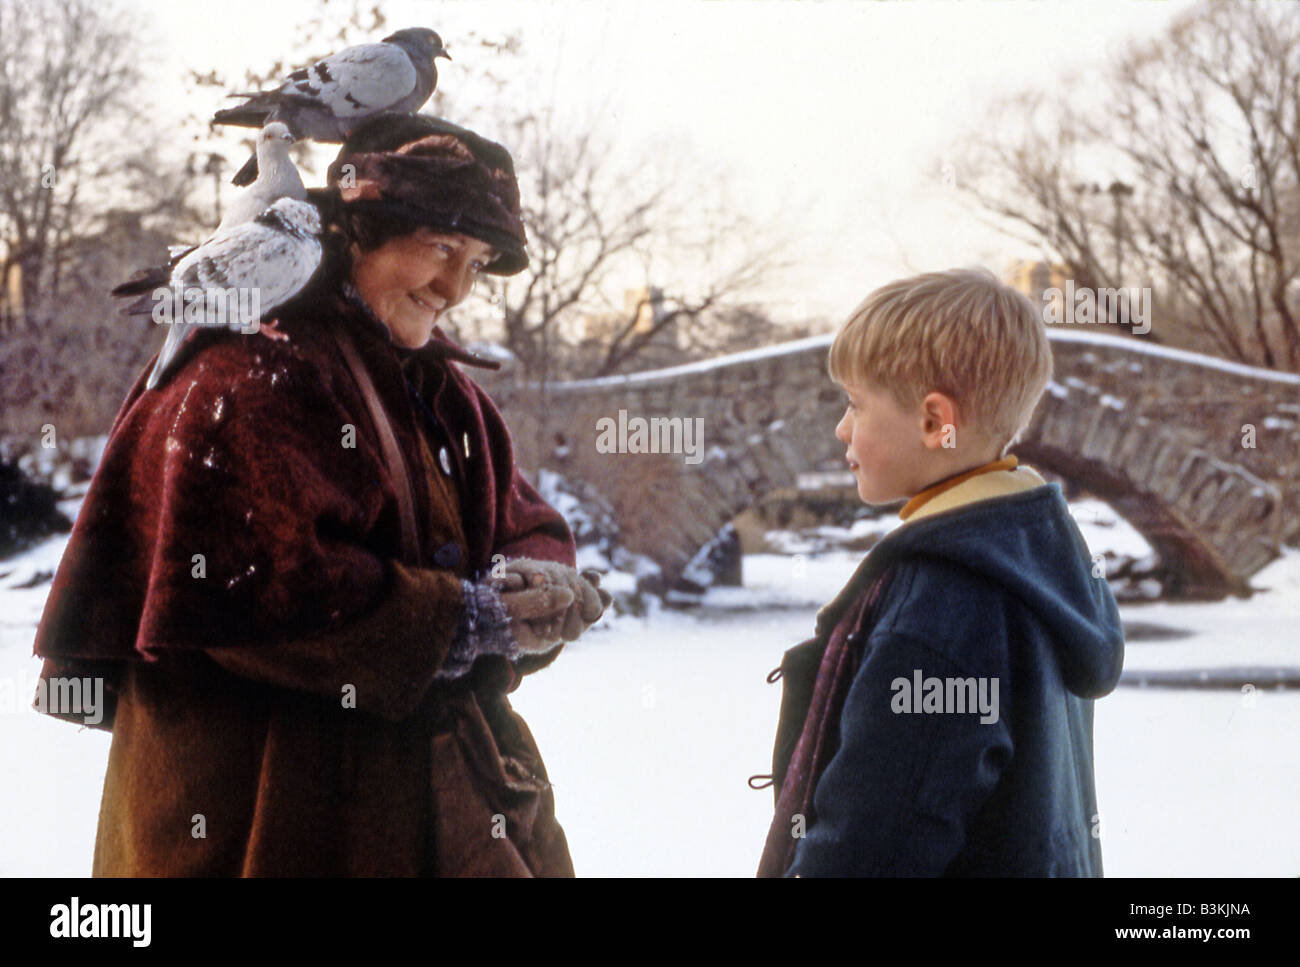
[{"xmin": 1, "ymin": 503, "xmax": 1297, "ymax": 877}]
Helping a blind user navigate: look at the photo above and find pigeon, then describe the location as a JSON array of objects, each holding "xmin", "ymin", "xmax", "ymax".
[
  {"xmin": 216, "ymin": 122, "xmax": 306, "ymax": 232},
  {"xmin": 109, "ymin": 123, "xmax": 305, "ymax": 304},
  {"xmin": 213, "ymin": 27, "xmax": 450, "ymax": 186},
  {"xmin": 112, "ymin": 199, "xmax": 323, "ymax": 390}
]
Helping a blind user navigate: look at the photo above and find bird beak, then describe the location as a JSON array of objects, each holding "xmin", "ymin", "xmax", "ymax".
[{"xmin": 436, "ymin": 48, "xmax": 451, "ymax": 61}]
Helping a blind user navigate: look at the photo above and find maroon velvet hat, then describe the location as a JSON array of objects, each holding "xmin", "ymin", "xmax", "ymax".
[{"xmin": 326, "ymin": 114, "xmax": 529, "ymax": 276}]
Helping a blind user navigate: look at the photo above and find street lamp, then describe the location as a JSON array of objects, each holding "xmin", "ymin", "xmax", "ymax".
[
  {"xmin": 1107, "ymin": 180, "xmax": 1134, "ymax": 281},
  {"xmin": 204, "ymin": 153, "xmax": 227, "ymax": 227}
]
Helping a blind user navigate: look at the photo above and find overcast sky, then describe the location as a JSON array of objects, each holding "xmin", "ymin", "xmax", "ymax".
[{"xmin": 132, "ymin": 0, "xmax": 1198, "ymax": 327}]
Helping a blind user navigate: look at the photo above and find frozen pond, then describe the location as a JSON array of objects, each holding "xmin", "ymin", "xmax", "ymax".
[{"xmin": 2, "ymin": 533, "xmax": 1298, "ymax": 876}]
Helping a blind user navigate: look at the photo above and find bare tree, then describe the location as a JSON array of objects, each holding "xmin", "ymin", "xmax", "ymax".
[
  {"xmin": 0, "ymin": 0, "xmax": 213, "ymax": 438},
  {"xmin": 0, "ymin": 0, "xmax": 162, "ymax": 330},
  {"xmin": 951, "ymin": 0, "xmax": 1300, "ymax": 371},
  {"xmin": 470, "ymin": 103, "xmax": 791, "ymax": 383},
  {"xmin": 184, "ymin": 2, "xmax": 790, "ymax": 384}
]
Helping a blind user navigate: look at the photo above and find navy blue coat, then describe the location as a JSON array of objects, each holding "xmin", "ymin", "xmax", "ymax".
[{"xmin": 786, "ymin": 483, "xmax": 1124, "ymax": 876}]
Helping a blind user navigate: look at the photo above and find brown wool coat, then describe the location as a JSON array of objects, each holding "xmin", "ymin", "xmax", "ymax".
[{"xmin": 32, "ymin": 280, "xmax": 577, "ymax": 876}]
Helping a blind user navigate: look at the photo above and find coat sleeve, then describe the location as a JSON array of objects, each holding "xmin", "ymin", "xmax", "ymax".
[
  {"xmin": 129, "ymin": 347, "xmax": 465, "ymax": 722},
  {"xmin": 204, "ymin": 561, "xmax": 461, "ymax": 721},
  {"xmin": 786, "ymin": 628, "xmax": 1014, "ymax": 876}
]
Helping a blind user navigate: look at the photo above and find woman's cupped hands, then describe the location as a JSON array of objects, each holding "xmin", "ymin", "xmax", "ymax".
[{"xmin": 493, "ymin": 559, "xmax": 613, "ymax": 653}]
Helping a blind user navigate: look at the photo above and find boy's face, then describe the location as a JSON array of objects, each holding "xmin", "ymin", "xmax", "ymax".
[{"xmin": 834, "ymin": 380, "xmax": 929, "ymax": 505}]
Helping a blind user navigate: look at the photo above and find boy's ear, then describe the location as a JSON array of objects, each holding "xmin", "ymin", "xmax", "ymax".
[{"xmin": 919, "ymin": 391, "xmax": 960, "ymax": 450}]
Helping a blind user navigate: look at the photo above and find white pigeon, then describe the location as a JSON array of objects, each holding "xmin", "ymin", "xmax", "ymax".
[
  {"xmin": 217, "ymin": 122, "xmax": 306, "ymax": 232},
  {"xmin": 214, "ymin": 27, "xmax": 450, "ymax": 186},
  {"xmin": 129, "ymin": 198, "xmax": 322, "ymax": 391}
]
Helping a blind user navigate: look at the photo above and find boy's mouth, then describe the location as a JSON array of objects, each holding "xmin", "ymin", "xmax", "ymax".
[{"xmin": 846, "ymin": 455, "xmax": 860, "ymax": 471}]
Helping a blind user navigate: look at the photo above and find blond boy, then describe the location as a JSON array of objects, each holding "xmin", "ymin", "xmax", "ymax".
[{"xmin": 757, "ymin": 267, "xmax": 1124, "ymax": 877}]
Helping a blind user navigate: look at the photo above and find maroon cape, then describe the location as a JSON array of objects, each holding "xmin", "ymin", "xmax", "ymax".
[{"xmin": 32, "ymin": 280, "xmax": 578, "ymax": 876}]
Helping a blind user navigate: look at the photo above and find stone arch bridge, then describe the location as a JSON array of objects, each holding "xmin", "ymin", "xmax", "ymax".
[{"xmin": 480, "ymin": 330, "xmax": 1299, "ymax": 599}]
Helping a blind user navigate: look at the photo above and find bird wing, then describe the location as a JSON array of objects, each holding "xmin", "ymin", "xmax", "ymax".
[
  {"xmin": 231, "ymin": 233, "xmax": 321, "ymax": 311},
  {"xmin": 277, "ymin": 42, "xmax": 418, "ymax": 118},
  {"xmin": 148, "ymin": 227, "xmax": 320, "ymax": 389},
  {"xmin": 171, "ymin": 224, "xmax": 320, "ymax": 324}
]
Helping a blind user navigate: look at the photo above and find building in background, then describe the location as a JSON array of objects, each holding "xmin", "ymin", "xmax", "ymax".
[{"xmin": 1004, "ymin": 259, "xmax": 1071, "ymax": 305}]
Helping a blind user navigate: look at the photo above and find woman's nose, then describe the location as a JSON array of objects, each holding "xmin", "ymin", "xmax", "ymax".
[{"xmin": 429, "ymin": 255, "xmax": 477, "ymax": 309}]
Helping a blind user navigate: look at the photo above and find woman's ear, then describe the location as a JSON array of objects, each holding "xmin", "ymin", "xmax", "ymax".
[{"xmin": 919, "ymin": 391, "xmax": 960, "ymax": 450}]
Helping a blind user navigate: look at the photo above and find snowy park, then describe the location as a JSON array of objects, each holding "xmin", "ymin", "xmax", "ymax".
[
  {"xmin": 2, "ymin": 0, "xmax": 1299, "ymax": 890},
  {"xmin": 2, "ymin": 497, "xmax": 1296, "ymax": 877}
]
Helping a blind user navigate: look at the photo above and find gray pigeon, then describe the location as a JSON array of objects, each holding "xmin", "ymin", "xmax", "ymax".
[
  {"xmin": 112, "ymin": 199, "xmax": 322, "ymax": 391},
  {"xmin": 214, "ymin": 27, "xmax": 450, "ymax": 186},
  {"xmin": 217, "ymin": 122, "xmax": 306, "ymax": 232}
]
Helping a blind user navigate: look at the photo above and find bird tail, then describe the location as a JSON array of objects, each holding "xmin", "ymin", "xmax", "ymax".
[
  {"xmin": 212, "ymin": 96, "xmax": 274, "ymax": 128},
  {"xmin": 231, "ymin": 152, "xmax": 259, "ymax": 187},
  {"xmin": 111, "ymin": 269, "xmax": 172, "ymax": 315},
  {"xmin": 146, "ymin": 316, "xmax": 190, "ymax": 391},
  {"xmin": 111, "ymin": 269, "xmax": 166, "ymax": 298},
  {"xmin": 111, "ymin": 245, "xmax": 197, "ymax": 311}
]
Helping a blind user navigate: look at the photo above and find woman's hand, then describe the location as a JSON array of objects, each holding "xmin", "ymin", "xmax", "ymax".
[
  {"xmin": 497, "ymin": 575, "xmax": 573, "ymax": 653},
  {"xmin": 496, "ymin": 559, "xmax": 611, "ymax": 647}
]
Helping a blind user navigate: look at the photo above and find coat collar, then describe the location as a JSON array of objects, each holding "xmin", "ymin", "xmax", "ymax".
[
  {"xmin": 899, "ymin": 459, "xmax": 1047, "ymax": 525},
  {"xmin": 811, "ymin": 458, "xmax": 1047, "ymax": 637}
]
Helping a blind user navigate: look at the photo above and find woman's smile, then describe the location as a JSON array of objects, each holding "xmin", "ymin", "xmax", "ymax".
[
  {"xmin": 408, "ymin": 292, "xmax": 439, "ymax": 313},
  {"xmin": 351, "ymin": 229, "xmax": 497, "ymax": 348}
]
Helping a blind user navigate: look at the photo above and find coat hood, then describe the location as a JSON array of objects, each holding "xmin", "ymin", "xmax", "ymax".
[{"xmin": 863, "ymin": 482, "xmax": 1125, "ymax": 698}]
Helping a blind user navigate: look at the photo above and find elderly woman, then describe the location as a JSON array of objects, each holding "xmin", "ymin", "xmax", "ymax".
[{"xmin": 32, "ymin": 114, "xmax": 603, "ymax": 876}]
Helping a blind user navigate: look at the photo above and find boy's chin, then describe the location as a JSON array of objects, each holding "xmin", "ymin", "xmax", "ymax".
[{"xmin": 856, "ymin": 480, "xmax": 905, "ymax": 507}]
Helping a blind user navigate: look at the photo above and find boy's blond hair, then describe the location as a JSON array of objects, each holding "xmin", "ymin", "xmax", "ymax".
[{"xmin": 828, "ymin": 266, "xmax": 1053, "ymax": 451}]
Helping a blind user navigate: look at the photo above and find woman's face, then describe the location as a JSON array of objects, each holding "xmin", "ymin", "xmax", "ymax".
[{"xmin": 350, "ymin": 228, "xmax": 498, "ymax": 348}]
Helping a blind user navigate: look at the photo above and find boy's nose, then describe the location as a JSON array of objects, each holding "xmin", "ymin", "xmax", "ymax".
[{"xmin": 834, "ymin": 409, "xmax": 851, "ymax": 442}]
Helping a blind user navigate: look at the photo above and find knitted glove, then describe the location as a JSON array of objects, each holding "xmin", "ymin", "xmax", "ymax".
[
  {"xmin": 435, "ymin": 579, "xmax": 519, "ymax": 680},
  {"xmin": 497, "ymin": 559, "xmax": 610, "ymax": 641}
]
